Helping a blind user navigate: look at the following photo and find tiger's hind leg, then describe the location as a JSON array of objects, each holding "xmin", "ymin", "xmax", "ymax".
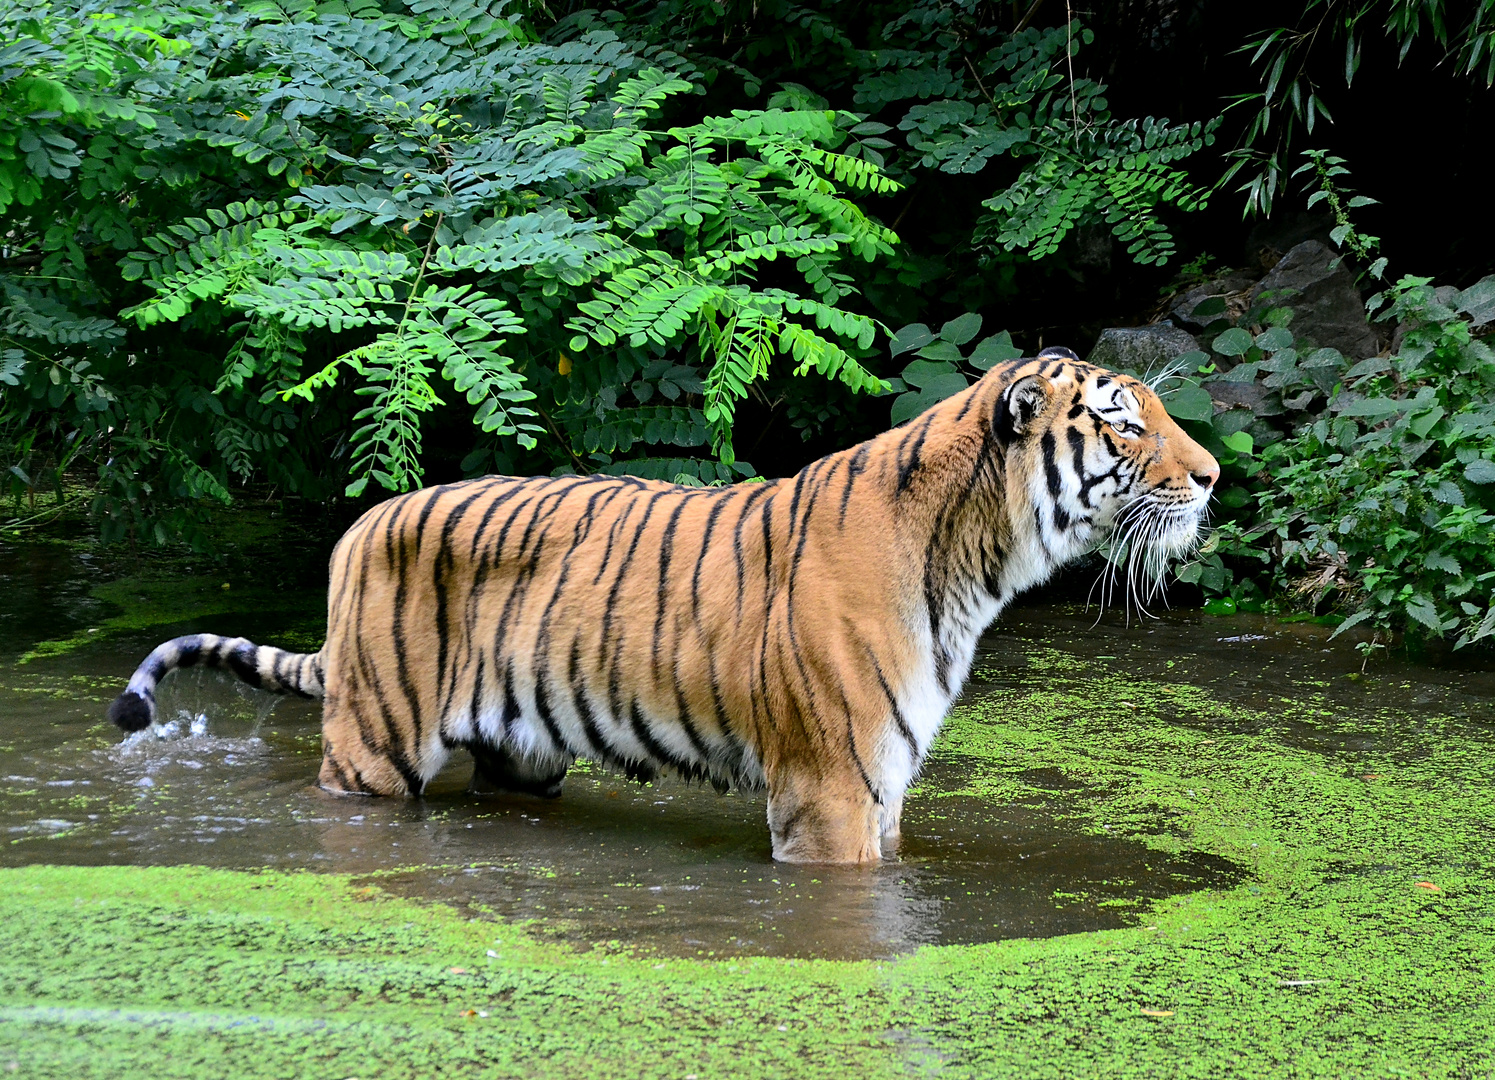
[
  {"xmin": 468, "ymin": 743, "xmax": 571, "ymax": 799},
  {"xmin": 316, "ymin": 693, "xmax": 421, "ymax": 797}
]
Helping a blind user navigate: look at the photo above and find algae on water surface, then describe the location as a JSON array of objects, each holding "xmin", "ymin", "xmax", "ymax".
[{"xmin": 2, "ymin": 621, "xmax": 1492, "ymax": 1078}]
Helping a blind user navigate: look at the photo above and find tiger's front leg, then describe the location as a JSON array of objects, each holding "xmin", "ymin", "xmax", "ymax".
[
  {"xmin": 468, "ymin": 743, "xmax": 571, "ymax": 799},
  {"xmin": 877, "ymin": 790, "xmax": 906, "ymax": 849},
  {"xmin": 766, "ymin": 764, "xmax": 882, "ymax": 864}
]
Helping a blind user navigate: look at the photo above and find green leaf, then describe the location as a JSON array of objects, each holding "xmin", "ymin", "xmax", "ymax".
[
  {"xmin": 1328, "ymin": 609, "xmax": 1378, "ymax": 639},
  {"xmin": 1455, "ymin": 275, "xmax": 1495, "ymax": 325},
  {"xmin": 1255, "ymin": 326, "xmax": 1293, "ymax": 351},
  {"xmin": 1218, "ymin": 485, "xmax": 1251, "ymax": 509},
  {"xmin": 939, "ymin": 312, "xmax": 982, "ymax": 346},
  {"xmin": 1191, "ymin": 296, "xmax": 1227, "ymax": 319},
  {"xmin": 891, "ymin": 323, "xmax": 934, "ymax": 356},
  {"xmin": 970, "ymin": 331, "xmax": 1020, "ymax": 370},
  {"xmin": 920, "ymin": 372, "xmax": 970, "ymax": 400},
  {"xmin": 1162, "ymin": 383, "xmax": 1214, "ymax": 422},
  {"xmin": 1220, "ymin": 430, "xmax": 1254, "ymax": 455},
  {"xmin": 1212, "ymin": 327, "xmax": 1254, "ymax": 357},
  {"xmin": 1337, "ymin": 397, "xmax": 1405, "ymax": 419},
  {"xmin": 1408, "ymin": 407, "xmax": 1445, "ymax": 439},
  {"xmin": 1343, "ymin": 356, "xmax": 1391, "ymax": 379},
  {"xmin": 1464, "ymin": 459, "xmax": 1495, "ymax": 484},
  {"xmin": 900, "ymin": 359, "xmax": 958, "ymax": 389},
  {"xmin": 1425, "ymin": 551, "xmax": 1462, "ymax": 575},
  {"xmin": 916, "ymin": 341, "xmax": 964, "ymax": 362},
  {"xmin": 890, "ymin": 391, "xmax": 932, "ymax": 425},
  {"xmin": 1404, "ymin": 594, "xmax": 1445, "ymax": 634}
]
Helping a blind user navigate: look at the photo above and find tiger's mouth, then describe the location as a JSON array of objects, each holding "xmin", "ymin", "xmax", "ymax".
[{"xmin": 1087, "ymin": 486, "xmax": 1211, "ymax": 619}]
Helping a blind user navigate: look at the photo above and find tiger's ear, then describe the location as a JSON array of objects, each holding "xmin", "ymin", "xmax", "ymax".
[{"xmin": 993, "ymin": 373, "xmax": 1052, "ymax": 443}]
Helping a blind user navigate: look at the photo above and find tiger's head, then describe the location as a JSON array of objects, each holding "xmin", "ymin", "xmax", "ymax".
[{"xmin": 989, "ymin": 347, "xmax": 1219, "ymax": 593}]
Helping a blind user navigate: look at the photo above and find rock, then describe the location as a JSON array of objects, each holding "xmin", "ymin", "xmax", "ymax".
[
  {"xmin": 1457, "ymin": 275, "xmax": 1495, "ymax": 329},
  {"xmin": 1202, "ymin": 380, "xmax": 1283, "ymax": 416},
  {"xmin": 1250, "ymin": 240, "xmax": 1378, "ymax": 359},
  {"xmin": 1245, "ymin": 212, "xmax": 1335, "ymax": 270},
  {"xmin": 1170, "ymin": 271, "xmax": 1260, "ymax": 331},
  {"xmin": 1085, "ymin": 323, "xmax": 1201, "ymax": 376}
]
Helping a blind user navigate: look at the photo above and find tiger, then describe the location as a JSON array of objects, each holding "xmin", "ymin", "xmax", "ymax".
[{"xmin": 106, "ymin": 350, "xmax": 1219, "ymax": 863}]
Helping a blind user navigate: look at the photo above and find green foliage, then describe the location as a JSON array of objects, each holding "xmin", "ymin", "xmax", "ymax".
[
  {"xmin": 892, "ymin": 22, "xmax": 1218, "ymax": 266},
  {"xmin": 1251, "ymin": 277, "xmax": 1495, "ymax": 647},
  {"xmin": 1185, "ymin": 276, "xmax": 1495, "ymax": 647},
  {"xmin": 603, "ymin": 0, "xmax": 1224, "ymax": 316},
  {"xmin": 1294, "ymin": 149, "xmax": 1387, "ymax": 280},
  {"xmin": 2, "ymin": 0, "xmax": 904, "ymax": 535},
  {"xmin": 1225, "ymin": 0, "xmax": 1495, "ymax": 215},
  {"xmin": 884, "ymin": 313, "xmax": 1019, "ymax": 424}
]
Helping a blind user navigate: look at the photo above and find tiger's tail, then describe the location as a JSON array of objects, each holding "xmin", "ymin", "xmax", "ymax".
[{"xmin": 106, "ymin": 633, "xmax": 326, "ymax": 732}]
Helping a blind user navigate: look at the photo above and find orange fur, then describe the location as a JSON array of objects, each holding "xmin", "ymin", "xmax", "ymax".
[{"xmin": 110, "ymin": 356, "xmax": 1218, "ymax": 863}]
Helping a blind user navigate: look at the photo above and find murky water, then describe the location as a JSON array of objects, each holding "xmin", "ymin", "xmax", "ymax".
[{"xmin": 3, "ymin": 540, "xmax": 1490, "ymax": 960}]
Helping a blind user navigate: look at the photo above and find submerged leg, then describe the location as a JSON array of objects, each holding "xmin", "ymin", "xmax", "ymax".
[
  {"xmin": 468, "ymin": 743, "xmax": 570, "ymax": 799},
  {"xmin": 316, "ymin": 694, "xmax": 421, "ymax": 797},
  {"xmin": 766, "ymin": 765, "xmax": 881, "ymax": 864},
  {"xmin": 877, "ymin": 789, "xmax": 906, "ymax": 850}
]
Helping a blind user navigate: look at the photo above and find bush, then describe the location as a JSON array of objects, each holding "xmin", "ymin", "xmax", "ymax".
[
  {"xmin": 3, "ymin": 0, "xmax": 1236, "ymax": 548},
  {"xmin": 1, "ymin": 0, "xmax": 901, "ymax": 543},
  {"xmin": 1242, "ymin": 277, "xmax": 1495, "ymax": 647}
]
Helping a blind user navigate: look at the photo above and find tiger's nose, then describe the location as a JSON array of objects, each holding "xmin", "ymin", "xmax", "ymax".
[{"xmin": 1190, "ymin": 466, "xmax": 1219, "ymax": 489}]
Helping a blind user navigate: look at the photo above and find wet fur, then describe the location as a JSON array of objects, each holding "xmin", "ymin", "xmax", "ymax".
[{"xmin": 108, "ymin": 356, "xmax": 1218, "ymax": 863}]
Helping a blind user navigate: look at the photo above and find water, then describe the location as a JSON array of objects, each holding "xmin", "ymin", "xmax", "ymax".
[{"xmin": 2, "ymin": 540, "xmax": 1490, "ymax": 960}]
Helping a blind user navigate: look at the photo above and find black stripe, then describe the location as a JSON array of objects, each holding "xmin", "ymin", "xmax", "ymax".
[
  {"xmin": 412, "ymin": 481, "xmax": 454, "ymax": 559},
  {"xmin": 590, "ymin": 489, "xmax": 639, "ymax": 588},
  {"xmin": 174, "ymin": 640, "xmax": 202, "ymax": 671},
  {"xmin": 345, "ymin": 499, "xmax": 410, "ymax": 771},
  {"xmin": 386, "ymin": 491, "xmax": 426, "ymax": 769},
  {"xmin": 845, "ymin": 713, "xmax": 881, "ymax": 805},
  {"xmin": 1041, "ymin": 430, "xmax": 1062, "ymax": 498},
  {"xmin": 651, "ymin": 495, "xmax": 690, "ymax": 684},
  {"xmin": 532, "ymin": 482, "xmax": 623, "ymax": 704},
  {"xmin": 500, "ymin": 661, "xmax": 521, "ymax": 737},
  {"xmin": 596, "ymin": 490, "xmax": 672, "ymax": 689},
  {"xmin": 432, "ymin": 480, "xmax": 504, "ymax": 718},
  {"xmin": 224, "ymin": 643, "xmax": 263, "ymax": 689},
  {"xmin": 758, "ymin": 488, "xmax": 776, "ymax": 597},
  {"xmin": 704, "ymin": 650, "xmax": 737, "ymax": 743},
  {"xmin": 468, "ymin": 653, "xmax": 486, "ymax": 733},
  {"xmin": 731, "ymin": 483, "xmax": 774, "ymax": 616},
  {"xmin": 953, "ymin": 380, "xmax": 983, "ymax": 422},
  {"xmin": 670, "ymin": 673, "xmax": 715, "ymax": 760},
  {"xmin": 467, "ymin": 479, "xmax": 529, "ymax": 560},
  {"xmin": 690, "ymin": 491, "xmax": 732, "ymax": 618},
  {"xmin": 567, "ymin": 637, "xmax": 611, "ymax": 756},
  {"xmin": 896, "ymin": 413, "xmax": 935, "ymax": 494},
  {"xmin": 530, "ymin": 670, "xmax": 571, "ymax": 754},
  {"xmin": 629, "ymin": 701, "xmax": 700, "ymax": 780},
  {"xmin": 839, "ymin": 444, "xmax": 869, "ymax": 528}
]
